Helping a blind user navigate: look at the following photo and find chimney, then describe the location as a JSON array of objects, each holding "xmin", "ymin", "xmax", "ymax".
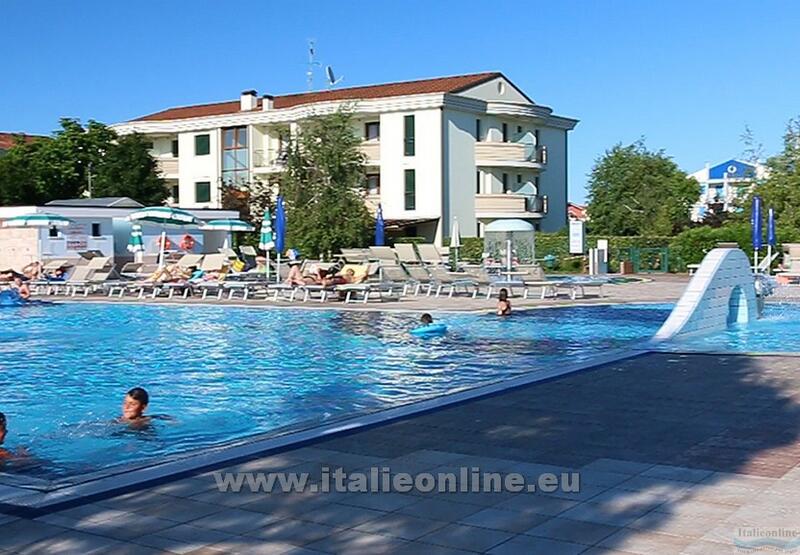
[
  {"xmin": 240, "ymin": 90, "xmax": 257, "ymax": 111},
  {"xmin": 262, "ymin": 94, "xmax": 274, "ymax": 111}
]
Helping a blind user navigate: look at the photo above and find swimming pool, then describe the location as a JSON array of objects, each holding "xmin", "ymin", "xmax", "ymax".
[{"xmin": 0, "ymin": 302, "xmax": 669, "ymax": 482}]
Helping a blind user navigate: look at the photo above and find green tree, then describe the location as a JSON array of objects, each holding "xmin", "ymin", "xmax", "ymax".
[
  {"xmin": 92, "ymin": 133, "xmax": 166, "ymax": 204},
  {"xmin": 586, "ymin": 140, "xmax": 700, "ymax": 236},
  {"xmin": 744, "ymin": 117, "xmax": 800, "ymax": 231},
  {"xmin": 279, "ymin": 109, "xmax": 372, "ymax": 256}
]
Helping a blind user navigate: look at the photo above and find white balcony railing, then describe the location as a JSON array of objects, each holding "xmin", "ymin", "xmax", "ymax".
[
  {"xmin": 474, "ymin": 142, "xmax": 547, "ymax": 166},
  {"xmin": 156, "ymin": 157, "xmax": 179, "ymax": 176},
  {"xmin": 360, "ymin": 141, "xmax": 380, "ymax": 163},
  {"xmin": 475, "ymin": 194, "xmax": 547, "ymax": 215}
]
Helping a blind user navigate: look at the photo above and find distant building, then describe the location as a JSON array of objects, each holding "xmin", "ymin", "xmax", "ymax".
[
  {"xmin": 690, "ymin": 159, "xmax": 766, "ymax": 221},
  {"xmin": 568, "ymin": 202, "xmax": 587, "ymax": 222},
  {"xmin": 0, "ymin": 132, "xmax": 46, "ymax": 155},
  {"xmin": 111, "ymin": 72, "xmax": 578, "ymax": 245}
]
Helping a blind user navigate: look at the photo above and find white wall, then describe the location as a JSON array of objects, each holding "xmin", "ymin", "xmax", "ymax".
[
  {"xmin": 443, "ymin": 109, "xmax": 478, "ymax": 237},
  {"xmin": 377, "ymin": 109, "xmax": 443, "ymax": 241},
  {"xmin": 537, "ymin": 126, "xmax": 568, "ymax": 232},
  {"xmin": 177, "ymin": 129, "xmax": 220, "ymax": 208}
]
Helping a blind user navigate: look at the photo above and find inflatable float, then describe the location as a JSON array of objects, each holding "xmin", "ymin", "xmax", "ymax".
[{"xmin": 410, "ymin": 323, "xmax": 448, "ymax": 338}]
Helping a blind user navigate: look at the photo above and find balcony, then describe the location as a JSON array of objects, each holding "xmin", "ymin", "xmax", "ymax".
[
  {"xmin": 155, "ymin": 157, "xmax": 179, "ymax": 177},
  {"xmin": 359, "ymin": 141, "xmax": 380, "ymax": 164},
  {"xmin": 475, "ymin": 142, "xmax": 547, "ymax": 169},
  {"xmin": 252, "ymin": 149, "xmax": 285, "ymax": 172},
  {"xmin": 475, "ymin": 193, "xmax": 547, "ymax": 218}
]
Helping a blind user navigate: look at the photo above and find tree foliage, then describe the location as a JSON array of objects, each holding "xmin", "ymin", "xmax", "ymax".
[
  {"xmin": 0, "ymin": 118, "xmax": 165, "ymax": 206},
  {"xmin": 586, "ymin": 140, "xmax": 700, "ymax": 236},
  {"xmin": 743, "ymin": 117, "xmax": 800, "ymax": 230},
  {"xmin": 279, "ymin": 110, "xmax": 372, "ymax": 257}
]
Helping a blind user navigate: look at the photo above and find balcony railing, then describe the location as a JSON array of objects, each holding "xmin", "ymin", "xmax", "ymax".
[
  {"xmin": 359, "ymin": 141, "xmax": 380, "ymax": 162},
  {"xmin": 475, "ymin": 193, "xmax": 547, "ymax": 215},
  {"xmin": 253, "ymin": 149, "xmax": 286, "ymax": 168},
  {"xmin": 155, "ymin": 157, "xmax": 179, "ymax": 176},
  {"xmin": 474, "ymin": 142, "xmax": 547, "ymax": 166}
]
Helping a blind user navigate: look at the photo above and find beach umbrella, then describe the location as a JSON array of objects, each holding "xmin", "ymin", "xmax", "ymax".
[
  {"xmin": 450, "ymin": 216, "xmax": 461, "ymax": 270},
  {"xmin": 127, "ymin": 223, "xmax": 145, "ymax": 263},
  {"xmin": 259, "ymin": 208, "xmax": 274, "ymax": 281},
  {"xmin": 374, "ymin": 204, "xmax": 385, "ymax": 247},
  {"xmin": 751, "ymin": 196, "xmax": 762, "ymax": 271},
  {"xmin": 274, "ymin": 196, "xmax": 286, "ymax": 283},
  {"xmin": 201, "ymin": 219, "xmax": 255, "ymax": 249},
  {"xmin": 128, "ymin": 206, "xmax": 199, "ymax": 268},
  {"xmin": 1, "ymin": 212, "xmax": 74, "ymax": 267}
]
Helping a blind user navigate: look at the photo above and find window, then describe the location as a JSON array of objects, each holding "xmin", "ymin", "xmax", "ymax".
[
  {"xmin": 502, "ymin": 173, "xmax": 509, "ymax": 193},
  {"xmin": 366, "ymin": 173, "xmax": 380, "ymax": 196},
  {"xmin": 222, "ymin": 127, "xmax": 249, "ymax": 186},
  {"xmin": 517, "ymin": 125, "xmax": 522, "ymax": 135},
  {"xmin": 171, "ymin": 139, "xmax": 179, "ymax": 157},
  {"xmin": 91, "ymin": 223, "xmax": 101, "ymax": 237},
  {"xmin": 365, "ymin": 122, "xmax": 380, "ymax": 140},
  {"xmin": 516, "ymin": 174, "xmax": 522, "ymax": 185},
  {"xmin": 403, "ymin": 115, "xmax": 415, "ymax": 156},
  {"xmin": 195, "ymin": 181, "xmax": 211, "ymax": 203},
  {"xmin": 502, "ymin": 123, "xmax": 509, "ymax": 142},
  {"xmin": 171, "ymin": 184, "xmax": 180, "ymax": 202},
  {"xmin": 195, "ymin": 134, "xmax": 210, "ymax": 156},
  {"xmin": 404, "ymin": 169, "xmax": 416, "ymax": 210},
  {"xmin": 476, "ymin": 171, "xmax": 482, "ymax": 194},
  {"xmin": 475, "ymin": 119, "xmax": 482, "ymax": 141},
  {"xmin": 49, "ymin": 226, "xmax": 58, "ymax": 238},
  {"xmin": 143, "ymin": 141, "xmax": 154, "ymax": 150}
]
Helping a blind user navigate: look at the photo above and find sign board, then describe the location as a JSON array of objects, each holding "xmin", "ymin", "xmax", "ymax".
[
  {"xmin": 569, "ymin": 221, "xmax": 585, "ymax": 254},
  {"xmin": 65, "ymin": 224, "xmax": 88, "ymax": 251},
  {"xmin": 596, "ymin": 239, "xmax": 609, "ymax": 263}
]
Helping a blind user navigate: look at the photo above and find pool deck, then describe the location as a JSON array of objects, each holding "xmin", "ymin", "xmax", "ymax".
[
  {"xmin": 39, "ymin": 273, "xmax": 691, "ymax": 313},
  {"xmin": 3, "ymin": 351, "xmax": 800, "ymax": 554}
]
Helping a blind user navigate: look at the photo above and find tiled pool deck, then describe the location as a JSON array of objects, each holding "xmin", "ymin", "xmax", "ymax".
[{"xmin": 3, "ymin": 352, "xmax": 800, "ymax": 554}]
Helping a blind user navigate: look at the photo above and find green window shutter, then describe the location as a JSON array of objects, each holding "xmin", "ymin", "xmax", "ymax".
[
  {"xmin": 195, "ymin": 134, "xmax": 210, "ymax": 156},
  {"xmin": 404, "ymin": 169, "xmax": 416, "ymax": 210},
  {"xmin": 195, "ymin": 181, "xmax": 211, "ymax": 203},
  {"xmin": 403, "ymin": 115, "xmax": 415, "ymax": 156}
]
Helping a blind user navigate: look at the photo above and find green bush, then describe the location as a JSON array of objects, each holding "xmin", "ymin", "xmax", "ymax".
[{"xmin": 392, "ymin": 236, "xmax": 427, "ymax": 245}]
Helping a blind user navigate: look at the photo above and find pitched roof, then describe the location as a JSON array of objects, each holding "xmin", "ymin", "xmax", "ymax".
[
  {"xmin": 0, "ymin": 132, "xmax": 47, "ymax": 150},
  {"xmin": 45, "ymin": 197, "xmax": 144, "ymax": 208},
  {"xmin": 132, "ymin": 72, "xmax": 503, "ymax": 122}
]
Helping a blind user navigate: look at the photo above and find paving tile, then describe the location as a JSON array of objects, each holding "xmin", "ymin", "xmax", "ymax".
[
  {"xmin": 238, "ymin": 492, "xmax": 330, "ymax": 518},
  {"xmin": 304, "ymin": 529, "xmax": 410, "ymax": 554},
  {"xmin": 558, "ymin": 501, "xmax": 651, "ymax": 528},
  {"xmin": 184, "ymin": 507, "xmax": 283, "ymax": 534},
  {"xmin": 575, "ymin": 470, "xmax": 634, "ymax": 488},
  {"xmin": 627, "ymin": 511, "xmax": 721, "ymax": 539},
  {"xmin": 388, "ymin": 543, "xmax": 476, "ymax": 555},
  {"xmin": 16, "ymin": 529, "xmax": 125, "ymax": 554},
  {"xmin": 294, "ymin": 502, "xmax": 386, "ymax": 528},
  {"xmin": 417, "ymin": 522, "xmax": 514, "ymax": 552},
  {"xmin": 459, "ymin": 507, "xmax": 548, "ymax": 533},
  {"xmin": 639, "ymin": 464, "xmax": 714, "ymax": 483},
  {"xmin": 599, "ymin": 529, "xmax": 694, "ymax": 554},
  {"xmin": 652, "ymin": 499, "xmax": 739, "ymax": 520},
  {"xmin": 612, "ymin": 476, "xmax": 695, "ymax": 500},
  {"xmin": 580, "ymin": 459, "xmax": 655, "ymax": 475},
  {"xmin": 243, "ymin": 518, "xmax": 340, "ymax": 546},
  {"xmin": 0, "ymin": 519, "xmax": 66, "ymax": 550},
  {"xmin": 70, "ymin": 513, "xmax": 179, "ymax": 541},
  {"xmin": 336, "ymin": 492, "xmax": 419, "ymax": 512},
  {"xmin": 679, "ymin": 539, "xmax": 736, "ymax": 554},
  {"xmin": 396, "ymin": 497, "xmax": 483, "ymax": 521},
  {"xmin": 494, "ymin": 494, "xmax": 579, "ymax": 516},
  {"xmin": 0, "ymin": 514, "xmax": 18, "ymax": 526},
  {"xmin": 206, "ymin": 536, "xmax": 299, "ymax": 555},
  {"xmin": 134, "ymin": 497, "xmax": 225, "ymax": 522},
  {"xmin": 354, "ymin": 512, "xmax": 450, "ymax": 540},
  {"xmin": 526, "ymin": 517, "xmax": 620, "ymax": 545},
  {"xmin": 135, "ymin": 524, "xmax": 237, "ymax": 554},
  {"xmin": 487, "ymin": 534, "xmax": 587, "ymax": 555}
]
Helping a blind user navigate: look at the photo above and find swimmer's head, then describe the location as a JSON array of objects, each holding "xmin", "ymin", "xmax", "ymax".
[
  {"xmin": 421, "ymin": 313, "xmax": 433, "ymax": 324},
  {"xmin": 499, "ymin": 288, "xmax": 509, "ymax": 301},
  {"xmin": 122, "ymin": 387, "xmax": 149, "ymax": 420},
  {"xmin": 0, "ymin": 412, "xmax": 6, "ymax": 444}
]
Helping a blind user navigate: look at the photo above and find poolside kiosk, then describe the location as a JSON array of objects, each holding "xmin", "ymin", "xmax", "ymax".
[{"xmin": 483, "ymin": 218, "xmax": 536, "ymax": 270}]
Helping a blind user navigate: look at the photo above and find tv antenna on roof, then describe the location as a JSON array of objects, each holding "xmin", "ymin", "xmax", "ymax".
[
  {"xmin": 325, "ymin": 66, "xmax": 343, "ymax": 89},
  {"xmin": 306, "ymin": 39, "xmax": 321, "ymax": 91}
]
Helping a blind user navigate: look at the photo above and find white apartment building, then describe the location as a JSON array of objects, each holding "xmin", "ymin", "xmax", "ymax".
[
  {"xmin": 112, "ymin": 72, "xmax": 578, "ymax": 245},
  {"xmin": 689, "ymin": 159, "xmax": 767, "ymax": 221}
]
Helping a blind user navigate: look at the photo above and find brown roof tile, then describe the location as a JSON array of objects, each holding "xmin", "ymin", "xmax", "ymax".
[
  {"xmin": 0, "ymin": 132, "xmax": 46, "ymax": 150},
  {"xmin": 132, "ymin": 72, "xmax": 504, "ymax": 122}
]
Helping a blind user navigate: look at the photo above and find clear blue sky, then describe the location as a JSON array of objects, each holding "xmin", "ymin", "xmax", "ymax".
[{"xmin": 2, "ymin": 1, "xmax": 798, "ymax": 202}]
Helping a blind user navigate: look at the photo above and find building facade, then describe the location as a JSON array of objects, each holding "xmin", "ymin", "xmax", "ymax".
[
  {"xmin": 112, "ymin": 73, "xmax": 578, "ymax": 245},
  {"xmin": 690, "ymin": 159, "xmax": 766, "ymax": 221}
]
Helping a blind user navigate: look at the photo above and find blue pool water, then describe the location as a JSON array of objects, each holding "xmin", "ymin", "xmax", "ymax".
[{"xmin": 0, "ymin": 302, "xmax": 669, "ymax": 480}]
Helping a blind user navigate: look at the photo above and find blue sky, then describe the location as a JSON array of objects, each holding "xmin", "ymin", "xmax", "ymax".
[{"xmin": 2, "ymin": 1, "xmax": 798, "ymax": 202}]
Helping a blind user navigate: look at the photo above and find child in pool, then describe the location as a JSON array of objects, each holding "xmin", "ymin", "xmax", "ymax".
[
  {"xmin": 496, "ymin": 288, "xmax": 511, "ymax": 316},
  {"xmin": 420, "ymin": 313, "xmax": 434, "ymax": 325},
  {"xmin": 0, "ymin": 412, "xmax": 28, "ymax": 462},
  {"xmin": 119, "ymin": 387, "xmax": 152, "ymax": 428}
]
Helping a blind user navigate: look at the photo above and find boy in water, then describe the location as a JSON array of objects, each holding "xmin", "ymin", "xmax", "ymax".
[
  {"xmin": 420, "ymin": 313, "xmax": 434, "ymax": 325},
  {"xmin": 120, "ymin": 387, "xmax": 151, "ymax": 427},
  {"xmin": 496, "ymin": 288, "xmax": 512, "ymax": 316},
  {"xmin": 0, "ymin": 412, "xmax": 9, "ymax": 460}
]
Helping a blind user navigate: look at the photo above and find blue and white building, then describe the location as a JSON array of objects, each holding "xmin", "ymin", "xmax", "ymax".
[{"xmin": 689, "ymin": 159, "xmax": 766, "ymax": 221}]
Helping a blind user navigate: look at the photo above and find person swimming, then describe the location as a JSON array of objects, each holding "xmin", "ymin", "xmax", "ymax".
[
  {"xmin": 496, "ymin": 288, "xmax": 512, "ymax": 316},
  {"xmin": 420, "ymin": 313, "xmax": 434, "ymax": 325},
  {"xmin": 119, "ymin": 387, "xmax": 152, "ymax": 428},
  {"xmin": 0, "ymin": 412, "xmax": 29, "ymax": 463}
]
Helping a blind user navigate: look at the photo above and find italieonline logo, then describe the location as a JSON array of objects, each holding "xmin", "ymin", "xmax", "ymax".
[
  {"xmin": 213, "ymin": 467, "xmax": 581, "ymax": 494},
  {"xmin": 735, "ymin": 528, "xmax": 800, "ymax": 552}
]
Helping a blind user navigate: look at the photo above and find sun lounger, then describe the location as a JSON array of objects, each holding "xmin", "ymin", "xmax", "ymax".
[
  {"xmin": 427, "ymin": 267, "xmax": 479, "ymax": 298},
  {"xmin": 339, "ymin": 248, "xmax": 370, "ymax": 263},
  {"xmin": 417, "ymin": 244, "xmax": 446, "ymax": 266},
  {"xmin": 394, "ymin": 243, "xmax": 422, "ymax": 265},
  {"xmin": 368, "ymin": 246, "xmax": 400, "ymax": 266}
]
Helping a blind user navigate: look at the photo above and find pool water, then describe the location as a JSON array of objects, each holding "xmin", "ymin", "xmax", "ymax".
[
  {"xmin": 664, "ymin": 302, "xmax": 800, "ymax": 353},
  {"xmin": 0, "ymin": 302, "xmax": 669, "ymax": 480}
]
